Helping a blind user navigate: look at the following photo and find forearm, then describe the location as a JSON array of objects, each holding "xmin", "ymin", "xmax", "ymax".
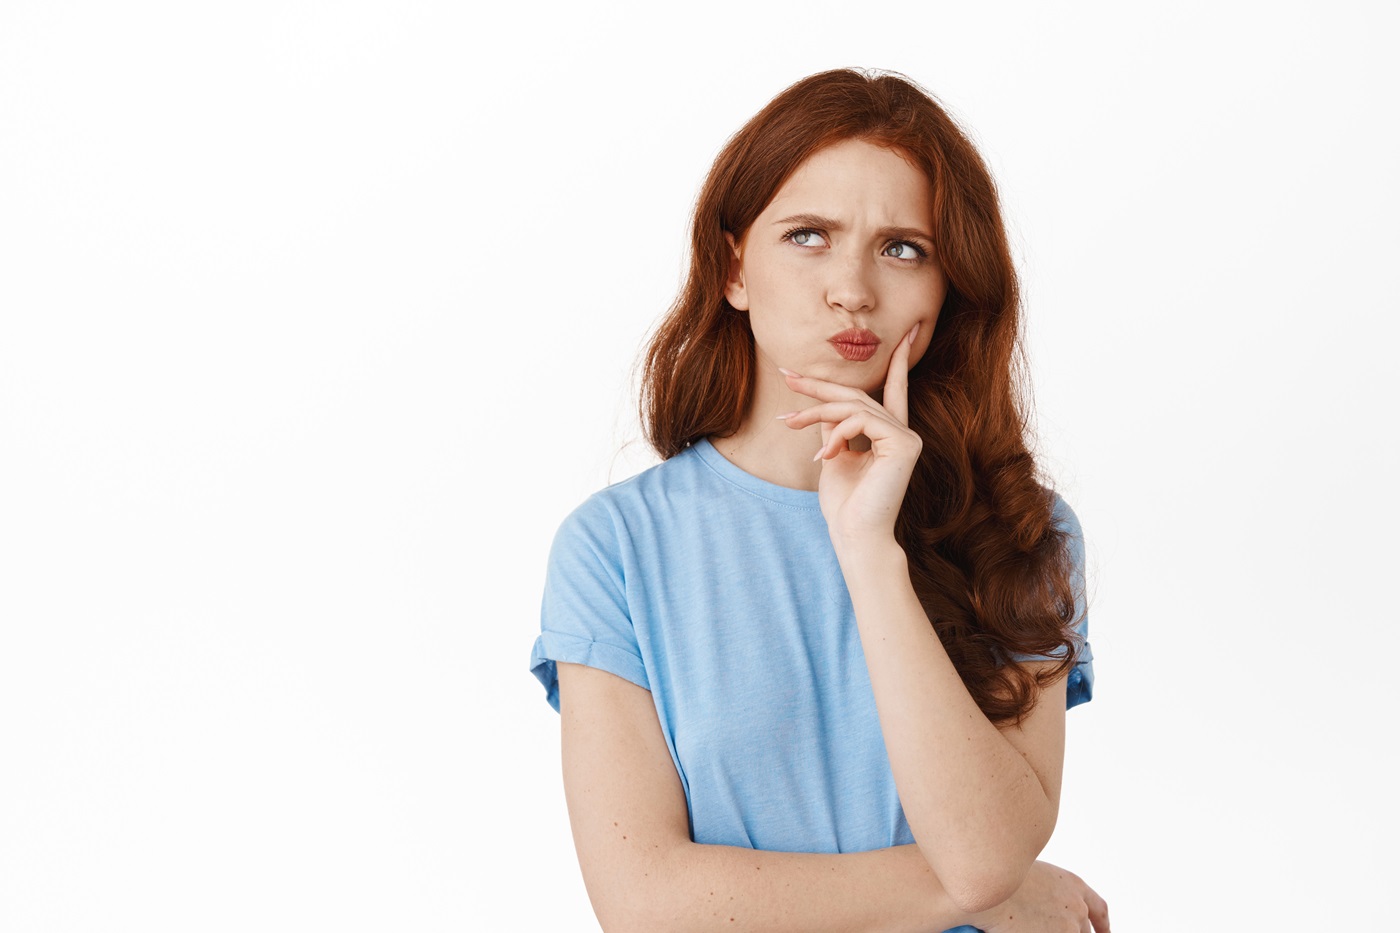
[
  {"xmin": 834, "ymin": 539, "xmax": 1055, "ymax": 905},
  {"xmin": 626, "ymin": 841, "xmax": 973, "ymax": 933}
]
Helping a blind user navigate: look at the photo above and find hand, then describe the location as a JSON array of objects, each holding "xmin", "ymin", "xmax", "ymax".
[
  {"xmin": 969, "ymin": 860, "xmax": 1110, "ymax": 933},
  {"xmin": 776, "ymin": 321, "xmax": 922, "ymax": 544}
]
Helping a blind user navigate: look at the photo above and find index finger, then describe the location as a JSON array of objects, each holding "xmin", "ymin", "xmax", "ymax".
[
  {"xmin": 777, "ymin": 368, "xmax": 869, "ymax": 404},
  {"xmin": 883, "ymin": 321, "xmax": 918, "ymax": 426}
]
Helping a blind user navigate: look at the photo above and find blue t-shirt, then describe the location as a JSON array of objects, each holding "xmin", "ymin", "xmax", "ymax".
[{"xmin": 530, "ymin": 438, "xmax": 1093, "ymax": 923}]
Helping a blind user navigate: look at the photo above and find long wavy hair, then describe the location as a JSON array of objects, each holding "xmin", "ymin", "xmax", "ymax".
[{"xmin": 639, "ymin": 68, "xmax": 1083, "ymax": 724}]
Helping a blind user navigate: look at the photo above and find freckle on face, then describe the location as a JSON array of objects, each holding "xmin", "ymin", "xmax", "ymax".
[{"xmin": 735, "ymin": 139, "xmax": 946, "ymax": 394}]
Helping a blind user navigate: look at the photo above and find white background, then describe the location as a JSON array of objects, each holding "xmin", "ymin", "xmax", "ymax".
[{"xmin": 2, "ymin": 1, "xmax": 1396, "ymax": 930}]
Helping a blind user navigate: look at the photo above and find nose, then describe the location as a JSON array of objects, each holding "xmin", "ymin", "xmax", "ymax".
[{"xmin": 825, "ymin": 248, "xmax": 875, "ymax": 316}]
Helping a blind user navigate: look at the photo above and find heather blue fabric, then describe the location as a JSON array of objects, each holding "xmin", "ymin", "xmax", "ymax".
[{"xmin": 530, "ymin": 438, "xmax": 1093, "ymax": 932}]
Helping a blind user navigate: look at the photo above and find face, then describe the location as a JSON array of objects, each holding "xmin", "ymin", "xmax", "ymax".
[{"xmin": 725, "ymin": 138, "xmax": 948, "ymax": 395}]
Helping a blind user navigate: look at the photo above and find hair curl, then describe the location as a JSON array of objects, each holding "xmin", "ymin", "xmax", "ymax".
[{"xmin": 639, "ymin": 68, "xmax": 1084, "ymax": 724}]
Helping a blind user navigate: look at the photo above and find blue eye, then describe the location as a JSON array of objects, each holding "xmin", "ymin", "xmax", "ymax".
[
  {"xmin": 883, "ymin": 241, "xmax": 926, "ymax": 261},
  {"xmin": 783, "ymin": 228, "xmax": 827, "ymax": 248}
]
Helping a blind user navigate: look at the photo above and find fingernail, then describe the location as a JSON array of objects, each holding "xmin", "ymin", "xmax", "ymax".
[
  {"xmin": 775, "ymin": 411, "xmax": 799, "ymax": 420},
  {"xmin": 778, "ymin": 367, "xmax": 803, "ymax": 378},
  {"xmin": 907, "ymin": 322, "xmax": 921, "ymax": 345},
  {"xmin": 812, "ymin": 446, "xmax": 825, "ymax": 462}
]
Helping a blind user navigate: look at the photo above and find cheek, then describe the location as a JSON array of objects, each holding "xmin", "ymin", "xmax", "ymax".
[
  {"xmin": 910, "ymin": 279, "xmax": 947, "ymax": 331},
  {"xmin": 910, "ymin": 311, "xmax": 941, "ymax": 367},
  {"xmin": 746, "ymin": 258, "xmax": 809, "ymax": 305},
  {"xmin": 747, "ymin": 312, "xmax": 795, "ymax": 359},
  {"xmin": 743, "ymin": 268, "xmax": 812, "ymax": 332}
]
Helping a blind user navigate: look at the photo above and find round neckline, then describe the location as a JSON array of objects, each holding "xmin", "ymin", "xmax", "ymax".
[{"xmin": 691, "ymin": 437, "xmax": 822, "ymax": 510}]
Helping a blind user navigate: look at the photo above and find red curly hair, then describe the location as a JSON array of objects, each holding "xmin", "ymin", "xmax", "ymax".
[{"xmin": 639, "ymin": 68, "xmax": 1084, "ymax": 724}]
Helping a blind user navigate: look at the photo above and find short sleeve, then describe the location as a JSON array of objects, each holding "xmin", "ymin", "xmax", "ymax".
[
  {"xmin": 1010, "ymin": 494, "xmax": 1095, "ymax": 710},
  {"xmin": 529, "ymin": 495, "xmax": 649, "ymax": 713}
]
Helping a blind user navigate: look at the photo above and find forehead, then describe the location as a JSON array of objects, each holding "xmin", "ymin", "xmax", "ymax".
[{"xmin": 762, "ymin": 138, "xmax": 933, "ymax": 222}]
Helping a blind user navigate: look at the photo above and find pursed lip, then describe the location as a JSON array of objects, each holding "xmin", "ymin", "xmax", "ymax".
[
  {"xmin": 828, "ymin": 327, "xmax": 881, "ymax": 362},
  {"xmin": 828, "ymin": 327, "xmax": 881, "ymax": 347}
]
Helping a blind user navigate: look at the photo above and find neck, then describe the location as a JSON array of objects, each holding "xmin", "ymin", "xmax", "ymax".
[{"xmin": 707, "ymin": 358, "xmax": 873, "ymax": 493}]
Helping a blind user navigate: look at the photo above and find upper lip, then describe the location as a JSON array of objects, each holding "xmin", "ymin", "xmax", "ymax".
[{"xmin": 828, "ymin": 328, "xmax": 880, "ymax": 346}]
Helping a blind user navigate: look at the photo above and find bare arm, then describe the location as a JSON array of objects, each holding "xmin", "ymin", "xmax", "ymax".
[
  {"xmin": 775, "ymin": 330, "xmax": 1073, "ymax": 913},
  {"xmin": 835, "ymin": 540, "xmax": 1067, "ymax": 913},
  {"xmin": 557, "ymin": 661, "xmax": 978, "ymax": 933}
]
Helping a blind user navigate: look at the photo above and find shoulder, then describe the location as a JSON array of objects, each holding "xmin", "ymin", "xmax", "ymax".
[
  {"xmin": 550, "ymin": 446, "xmax": 708, "ymax": 548},
  {"xmin": 1045, "ymin": 490, "xmax": 1087, "ymax": 571},
  {"xmin": 1039, "ymin": 490, "xmax": 1095, "ymax": 708},
  {"xmin": 1047, "ymin": 490, "xmax": 1083, "ymax": 541},
  {"xmin": 1042, "ymin": 491, "xmax": 1088, "ymax": 590}
]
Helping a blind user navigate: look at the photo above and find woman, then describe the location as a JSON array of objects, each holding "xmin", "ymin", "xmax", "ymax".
[{"xmin": 530, "ymin": 68, "xmax": 1108, "ymax": 933}]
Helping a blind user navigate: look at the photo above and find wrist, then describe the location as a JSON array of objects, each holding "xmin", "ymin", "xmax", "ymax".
[{"xmin": 831, "ymin": 534, "xmax": 907, "ymax": 572}]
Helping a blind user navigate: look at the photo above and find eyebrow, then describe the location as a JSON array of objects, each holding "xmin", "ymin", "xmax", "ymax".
[{"xmin": 771, "ymin": 212, "xmax": 935, "ymax": 243}]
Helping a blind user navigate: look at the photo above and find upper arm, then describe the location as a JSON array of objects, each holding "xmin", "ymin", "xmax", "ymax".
[
  {"xmin": 531, "ymin": 497, "xmax": 649, "ymax": 713},
  {"xmin": 557, "ymin": 661, "xmax": 691, "ymax": 931},
  {"xmin": 1051, "ymin": 492, "xmax": 1095, "ymax": 709},
  {"xmin": 995, "ymin": 660, "xmax": 1068, "ymax": 840},
  {"xmin": 985, "ymin": 497, "xmax": 1087, "ymax": 859}
]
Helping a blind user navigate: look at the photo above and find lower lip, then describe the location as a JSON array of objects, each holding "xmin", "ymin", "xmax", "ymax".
[{"xmin": 830, "ymin": 340, "xmax": 879, "ymax": 362}]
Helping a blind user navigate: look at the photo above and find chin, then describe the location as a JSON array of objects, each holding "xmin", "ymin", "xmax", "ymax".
[
  {"xmin": 850, "ymin": 364, "xmax": 889, "ymax": 390},
  {"xmin": 811, "ymin": 366, "xmax": 866, "ymax": 388},
  {"xmin": 824, "ymin": 364, "xmax": 883, "ymax": 390}
]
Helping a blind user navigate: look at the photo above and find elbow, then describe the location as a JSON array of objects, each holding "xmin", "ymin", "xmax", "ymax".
[
  {"xmin": 594, "ymin": 898, "xmax": 661, "ymax": 933},
  {"xmin": 592, "ymin": 905, "xmax": 637, "ymax": 933},
  {"xmin": 586, "ymin": 846, "xmax": 687, "ymax": 933},
  {"xmin": 917, "ymin": 846, "xmax": 1031, "ymax": 916},
  {"xmin": 945, "ymin": 873, "xmax": 1024, "ymax": 915},
  {"xmin": 591, "ymin": 885, "xmax": 665, "ymax": 933},
  {"xmin": 600, "ymin": 896, "xmax": 696, "ymax": 933},
  {"xmin": 919, "ymin": 810, "xmax": 1055, "ymax": 914},
  {"xmin": 596, "ymin": 916, "xmax": 650, "ymax": 933}
]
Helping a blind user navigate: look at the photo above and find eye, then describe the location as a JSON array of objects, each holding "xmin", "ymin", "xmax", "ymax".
[
  {"xmin": 782, "ymin": 227, "xmax": 828, "ymax": 248},
  {"xmin": 883, "ymin": 240, "xmax": 927, "ymax": 261}
]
